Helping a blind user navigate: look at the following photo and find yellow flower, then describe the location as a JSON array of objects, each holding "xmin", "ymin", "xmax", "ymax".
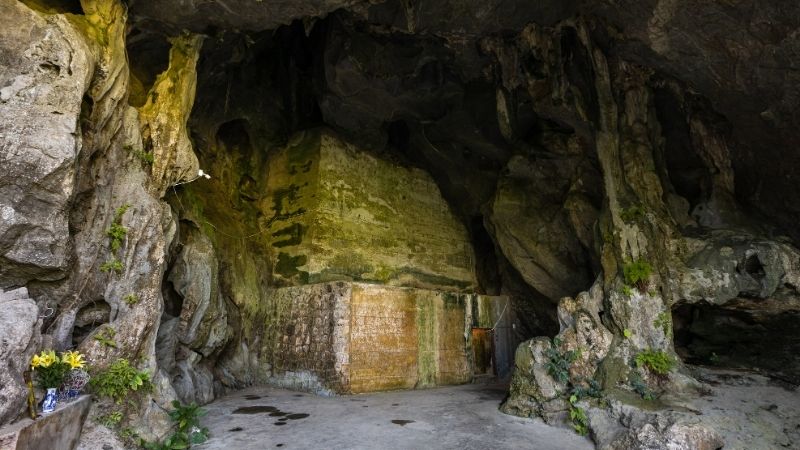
[
  {"xmin": 39, "ymin": 350, "xmax": 57, "ymax": 368},
  {"xmin": 30, "ymin": 354, "xmax": 42, "ymax": 370},
  {"xmin": 62, "ymin": 350, "xmax": 86, "ymax": 369}
]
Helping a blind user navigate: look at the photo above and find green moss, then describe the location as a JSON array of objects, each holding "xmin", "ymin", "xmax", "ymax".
[
  {"xmin": 123, "ymin": 294, "xmax": 139, "ymax": 306},
  {"xmin": 635, "ymin": 349, "xmax": 674, "ymax": 375},
  {"xmin": 274, "ymin": 252, "xmax": 309, "ymax": 284},
  {"xmin": 416, "ymin": 295, "xmax": 437, "ymax": 388},
  {"xmin": 620, "ymin": 205, "xmax": 646, "ymax": 223}
]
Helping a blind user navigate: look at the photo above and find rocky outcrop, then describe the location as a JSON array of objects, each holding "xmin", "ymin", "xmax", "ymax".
[
  {"xmin": 0, "ymin": 0, "xmax": 93, "ymax": 287},
  {"xmin": 0, "ymin": 288, "xmax": 41, "ymax": 425},
  {"xmin": 2, "ymin": 1, "xmax": 800, "ymax": 449}
]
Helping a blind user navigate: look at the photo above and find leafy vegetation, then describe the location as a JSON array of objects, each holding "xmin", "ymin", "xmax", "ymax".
[
  {"xmin": 621, "ymin": 285, "xmax": 633, "ymax": 297},
  {"xmin": 628, "ymin": 371, "xmax": 655, "ymax": 400},
  {"xmin": 142, "ymin": 401, "xmax": 209, "ymax": 449},
  {"xmin": 623, "ymin": 259, "xmax": 653, "ymax": 292},
  {"xmin": 89, "ymin": 358, "xmax": 152, "ymax": 404},
  {"xmin": 93, "ymin": 326, "xmax": 118, "ymax": 348},
  {"xmin": 623, "ymin": 328, "xmax": 632, "ymax": 339},
  {"xmin": 125, "ymin": 145, "xmax": 155, "ymax": 165},
  {"xmin": 100, "ymin": 259, "xmax": 123, "ymax": 274},
  {"xmin": 101, "ymin": 204, "xmax": 130, "ymax": 273},
  {"xmin": 568, "ymin": 394, "xmax": 589, "ymax": 436},
  {"xmin": 96, "ymin": 410, "xmax": 124, "ymax": 428},
  {"xmin": 123, "ymin": 294, "xmax": 139, "ymax": 306},
  {"xmin": 635, "ymin": 349, "xmax": 674, "ymax": 375},
  {"xmin": 545, "ymin": 338, "xmax": 579, "ymax": 384},
  {"xmin": 653, "ymin": 312, "xmax": 672, "ymax": 338}
]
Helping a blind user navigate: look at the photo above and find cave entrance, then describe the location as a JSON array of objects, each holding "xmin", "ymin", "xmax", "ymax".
[{"xmin": 672, "ymin": 300, "xmax": 800, "ymax": 385}]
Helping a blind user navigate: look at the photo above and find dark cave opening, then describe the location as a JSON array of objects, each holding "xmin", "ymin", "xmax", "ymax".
[
  {"xmin": 71, "ymin": 299, "xmax": 111, "ymax": 347},
  {"xmin": 673, "ymin": 300, "xmax": 800, "ymax": 385}
]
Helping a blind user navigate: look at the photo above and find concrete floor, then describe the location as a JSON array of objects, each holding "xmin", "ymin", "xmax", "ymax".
[{"xmin": 196, "ymin": 382, "xmax": 594, "ymax": 450}]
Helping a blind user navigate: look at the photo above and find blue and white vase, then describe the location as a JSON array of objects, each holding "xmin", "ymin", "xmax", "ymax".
[{"xmin": 42, "ymin": 388, "xmax": 58, "ymax": 413}]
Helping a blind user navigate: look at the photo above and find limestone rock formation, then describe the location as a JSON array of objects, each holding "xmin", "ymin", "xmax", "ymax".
[
  {"xmin": 0, "ymin": 0, "xmax": 93, "ymax": 287},
  {"xmin": 1, "ymin": 1, "xmax": 799, "ymax": 449},
  {"xmin": 0, "ymin": 288, "xmax": 41, "ymax": 425}
]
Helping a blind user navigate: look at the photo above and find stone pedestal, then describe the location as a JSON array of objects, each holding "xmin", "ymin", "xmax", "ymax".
[{"xmin": 0, "ymin": 395, "xmax": 91, "ymax": 450}]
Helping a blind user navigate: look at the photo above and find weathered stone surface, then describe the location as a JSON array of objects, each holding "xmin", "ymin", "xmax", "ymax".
[
  {"xmin": 218, "ymin": 281, "xmax": 500, "ymax": 394},
  {"xmin": 161, "ymin": 224, "xmax": 227, "ymax": 404},
  {"xmin": 489, "ymin": 155, "xmax": 598, "ymax": 301},
  {"xmin": 675, "ymin": 231, "xmax": 800, "ymax": 306},
  {"xmin": 264, "ymin": 129, "xmax": 477, "ymax": 291},
  {"xmin": 0, "ymin": 395, "xmax": 91, "ymax": 450},
  {"xmin": 501, "ymin": 337, "xmax": 568, "ymax": 422},
  {"xmin": 129, "ymin": 0, "xmax": 372, "ymax": 33},
  {"xmin": 0, "ymin": 288, "xmax": 41, "ymax": 425},
  {"xmin": 0, "ymin": 0, "xmax": 93, "ymax": 287},
  {"xmin": 138, "ymin": 33, "xmax": 203, "ymax": 195}
]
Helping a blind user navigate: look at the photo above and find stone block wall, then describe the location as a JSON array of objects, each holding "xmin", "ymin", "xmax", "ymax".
[
  {"xmin": 262, "ymin": 129, "xmax": 476, "ymax": 291},
  {"xmin": 245, "ymin": 282, "xmax": 506, "ymax": 394}
]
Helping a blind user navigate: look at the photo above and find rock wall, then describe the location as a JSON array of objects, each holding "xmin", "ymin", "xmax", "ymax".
[
  {"xmin": 2, "ymin": 1, "xmax": 800, "ymax": 448},
  {"xmin": 264, "ymin": 129, "xmax": 477, "ymax": 290},
  {"xmin": 216, "ymin": 281, "xmax": 502, "ymax": 394}
]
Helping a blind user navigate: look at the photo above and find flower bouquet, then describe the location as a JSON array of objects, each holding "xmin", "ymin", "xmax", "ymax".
[{"xmin": 30, "ymin": 350, "xmax": 88, "ymax": 413}]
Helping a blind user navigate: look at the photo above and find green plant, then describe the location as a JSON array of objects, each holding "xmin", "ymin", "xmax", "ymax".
[
  {"xmin": 623, "ymin": 328, "xmax": 633, "ymax": 339},
  {"xmin": 97, "ymin": 410, "xmax": 124, "ymax": 428},
  {"xmin": 101, "ymin": 204, "xmax": 130, "ymax": 274},
  {"xmin": 125, "ymin": 145, "xmax": 155, "ymax": 165},
  {"xmin": 629, "ymin": 371, "xmax": 655, "ymax": 400},
  {"xmin": 143, "ymin": 401, "xmax": 209, "ymax": 449},
  {"xmin": 106, "ymin": 204, "xmax": 130, "ymax": 251},
  {"xmin": 621, "ymin": 285, "xmax": 633, "ymax": 297},
  {"xmin": 635, "ymin": 349, "xmax": 674, "ymax": 375},
  {"xmin": 544, "ymin": 338, "xmax": 579, "ymax": 385},
  {"xmin": 123, "ymin": 294, "xmax": 139, "ymax": 306},
  {"xmin": 653, "ymin": 312, "xmax": 672, "ymax": 338},
  {"xmin": 93, "ymin": 327, "xmax": 118, "ymax": 348},
  {"xmin": 100, "ymin": 258, "xmax": 123, "ymax": 274},
  {"xmin": 620, "ymin": 205, "xmax": 646, "ymax": 223},
  {"xmin": 30, "ymin": 350, "xmax": 71, "ymax": 388},
  {"xmin": 90, "ymin": 358, "xmax": 152, "ymax": 404},
  {"xmin": 708, "ymin": 352, "xmax": 720, "ymax": 365},
  {"xmin": 623, "ymin": 259, "xmax": 653, "ymax": 292},
  {"xmin": 570, "ymin": 379, "xmax": 603, "ymax": 400},
  {"xmin": 568, "ymin": 394, "xmax": 589, "ymax": 436}
]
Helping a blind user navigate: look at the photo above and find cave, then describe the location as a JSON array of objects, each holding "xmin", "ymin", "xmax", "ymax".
[{"xmin": 2, "ymin": 1, "xmax": 800, "ymax": 449}]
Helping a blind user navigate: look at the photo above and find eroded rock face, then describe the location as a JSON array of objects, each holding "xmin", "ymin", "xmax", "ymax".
[
  {"xmin": 2, "ymin": 1, "xmax": 800, "ymax": 449},
  {"xmin": 0, "ymin": 288, "xmax": 41, "ymax": 425},
  {"xmin": 0, "ymin": 1, "xmax": 93, "ymax": 287}
]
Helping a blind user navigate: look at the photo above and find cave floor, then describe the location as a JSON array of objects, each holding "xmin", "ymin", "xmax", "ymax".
[{"xmin": 195, "ymin": 381, "xmax": 594, "ymax": 450}]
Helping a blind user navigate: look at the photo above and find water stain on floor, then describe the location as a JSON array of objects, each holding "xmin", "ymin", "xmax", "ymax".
[
  {"xmin": 228, "ymin": 427, "xmax": 244, "ymax": 432},
  {"xmin": 232, "ymin": 406, "xmax": 278, "ymax": 414},
  {"xmin": 274, "ymin": 422, "xmax": 287, "ymax": 426},
  {"xmin": 391, "ymin": 420, "xmax": 415, "ymax": 426},
  {"xmin": 286, "ymin": 413, "xmax": 310, "ymax": 420},
  {"xmin": 243, "ymin": 395, "xmax": 261, "ymax": 400}
]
